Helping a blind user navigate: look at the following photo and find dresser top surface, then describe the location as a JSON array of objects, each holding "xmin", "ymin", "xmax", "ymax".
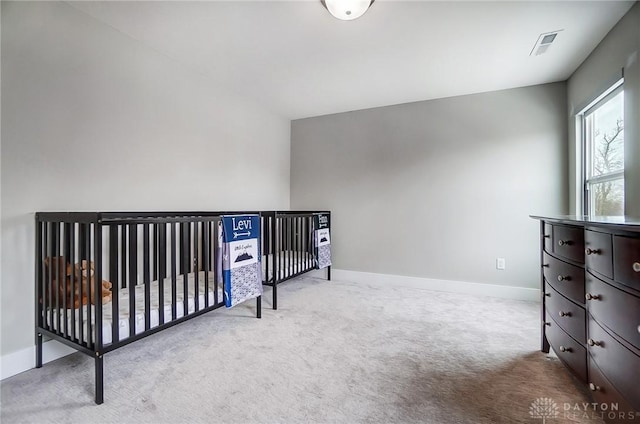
[{"xmin": 530, "ymin": 214, "xmax": 640, "ymax": 232}]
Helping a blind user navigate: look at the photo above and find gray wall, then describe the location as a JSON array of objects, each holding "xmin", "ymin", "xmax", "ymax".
[
  {"xmin": 1, "ymin": 2, "xmax": 290, "ymax": 356},
  {"xmin": 567, "ymin": 2, "xmax": 640, "ymax": 217},
  {"xmin": 291, "ymin": 83, "xmax": 568, "ymax": 289}
]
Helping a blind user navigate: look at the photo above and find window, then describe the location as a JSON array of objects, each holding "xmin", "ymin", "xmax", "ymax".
[{"xmin": 581, "ymin": 81, "xmax": 624, "ymax": 216}]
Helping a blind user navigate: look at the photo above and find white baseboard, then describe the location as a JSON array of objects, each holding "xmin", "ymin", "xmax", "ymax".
[
  {"xmin": 1, "ymin": 340, "xmax": 77, "ymax": 381},
  {"xmin": 329, "ymin": 269, "xmax": 540, "ymax": 302}
]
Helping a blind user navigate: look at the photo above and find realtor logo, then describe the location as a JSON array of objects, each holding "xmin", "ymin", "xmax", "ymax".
[{"xmin": 529, "ymin": 398, "xmax": 559, "ymax": 422}]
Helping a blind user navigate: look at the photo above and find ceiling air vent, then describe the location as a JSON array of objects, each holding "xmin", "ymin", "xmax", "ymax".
[{"xmin": 530, "ymin": 30, "xmax": 562, "ymax": 56}]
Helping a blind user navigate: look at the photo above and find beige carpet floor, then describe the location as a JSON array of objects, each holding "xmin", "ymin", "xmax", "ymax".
[{"xmin": 1, "ymin": 276, "xmax": 602, "ymax": 423}]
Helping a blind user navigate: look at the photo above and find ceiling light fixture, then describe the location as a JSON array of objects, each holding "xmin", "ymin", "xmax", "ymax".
[{"xmin": 322, "ymin": 0, "xmax": 375, "ymax": 21}]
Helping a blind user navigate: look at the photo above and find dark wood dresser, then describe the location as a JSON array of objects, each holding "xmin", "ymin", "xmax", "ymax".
[{"xmin": 531, "ymin": 215, "xmax": 640, "ymax": 423}]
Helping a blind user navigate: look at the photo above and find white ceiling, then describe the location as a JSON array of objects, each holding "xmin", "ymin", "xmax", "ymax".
[{"xmin": 68, "ymin": 0, "xmax": 635, "ymax": 120}]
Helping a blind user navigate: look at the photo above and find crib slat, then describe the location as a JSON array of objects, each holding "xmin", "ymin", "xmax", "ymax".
[
  {"xmin": 84, "ymin": 224, "xmax": 91, "ymax": 348},
  {"xmin": 203, "ymin": 220, "xmax": 210, "ymax": 309},
  {"xmin": 171, "ymin": 223, "xmax": 177, "ymax": 321},
  {"xmin": 71, "ymin": 225, "xmax": 78, "ymax": 342},
  {"xmin": 185, "ymin": 223, "xmax": 191, "ymax": 277},
  {"xmin": 128, "ymin": 224, "xmax": 137, "ymax": 339},
  {"xmin": 95, "ymin": 222, "xmax": 103, "ymax": 352},
  {"xmin": 153, "ymin": 224, "xmax": 158, "ymax": 282},
  {"xmin": 298, "ymin": 217, "xmax": 302, "ymax": 274},
  {"xmin": 35, "ymin": 220, "xmax": 43, "ymax": 331},
  {"xmin": 78, "ymin": 225, "xmax": 85, "ymax": 346},
  {"xmin": 61, "ymin": 224, "xmax": 70, "ymax": 333},
  {"xmin": 213, "ymin": 220, "xmax": 219, "ymax": 306},
  {"xmin": 274, "ymin": 218, "xmax": 279, "ymax": 284},
  {"xmin": 120, "ymin": 223, "xmax": 127, "ymax": 300},
  {"xmin": 143, "ymin": 224, "xmax": 151, "ymax": 331},
  {"xmin": 42, "ymin": 222, "xmax": 50, "ymax": 332},
  {"xmin": 158, "ymin": 223, "xmax": 166, "ymax": 326},
  {"xmin": 282, "ymin": 217, "xmax": 286, "ymax": 280},
  {"xmin": 54, "ymin": 223, "xmax": 62, "ymax": 334},
  {"xmin": 193, "ymin": 222, "xmax": 199, "ymax": 311},
  {"xmin": 68, "ymin": 223, "xmax": 76, "ymax": 340},
  {"xmin": 262, "ymin": 216, "xmax": 268, "ymax": 286},
  {"xmin": 35, "ymin": 219, "xmax": 44, "ymax": 368},
  {"xmin": 288, "ymin": 217, "xmax": 293, "ymax": 279},
  {"xmin": 279, "ymin": 217, "xmax": 284, "ymax": 281},
  {"xmin": 289, "ymin": 217, "xmax": 293, "ymax": 278},
  {"xmin": 304, "ymin": 217, "xmax": 308, "ymax": 271},
  {"xmin": 53, "ymin": 224, "xmax": 61, "ymax": 335},
  {"xmin": 271, "ymin": 216, "xmax": 276, "ymax": 283},
  {"xmin": 58, "ymin": 222, "xmax": 74, "ymax": 337},
  {"xmin": 308, "ymin": 216, "xmax": 312, "ymax": 270},
  {"xmin": 182, "ymin": 223, "xmax": 189, "ymax": 317},
  {"xmin": 298, "ymin": 217, "xmax": 301, "ymax": 274},
  {"xmin": 291, "ymin": 218, "xmax": 295, "ymax": 276},
  {"xmin": 110, "ymin": 225, "xmax": 119, "ymax": 345},
  {"xmin": 297, "ymin": 217, "xmax": 301, "ymax": 274},
  {"xmin": 44, "ymin": 223, "xmax": 51, "ymax": 333}
]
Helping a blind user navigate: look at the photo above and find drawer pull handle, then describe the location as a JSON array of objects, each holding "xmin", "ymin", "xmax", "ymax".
[
  {"xmin": 558, "ymin": 311, "xmax": 571, "ymax": 317},
  {"xmin": 542, "ymin": 263, "xmax": 549, "ymax": 268},
  {"xmin": 545, "ymin": 293, "xmax": 551, "ymax": 297},
  {"xmin": 633, "ymin": 262, "xmax": 640, "ymax": 273},
  {"xmin": 589, "ymin": 383, "xmax": 600, "ymax": 392},
  {"xmin": 558, "ymin": 240, "xmax": 572, "ymax": 246},
  {"xmin": 585, "ymin": 293, "xmax": 601, "ymax": 301},
  {"xmin": 557, "ymin": 275, "xmax": 570, "ymax": 282},
  {"xmin": 559, "ymin": 346, "xmax": 572, "ymax": 353},
  {"xmin": 544, "ymin": 234, "xmax": 551, "ymax": 239},
  {"xmin": 588, "ymin": 339, "xmax": 602, "ymax": 347},
  {"xmin": 585, "ymin": 248, "xmax": 601, "ymax": 255}
]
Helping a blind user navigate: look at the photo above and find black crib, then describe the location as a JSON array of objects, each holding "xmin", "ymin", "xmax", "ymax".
[
  {"xmin": 35, "ymin": 211, "xmax": 262, "ymax": 404},
  {"xmin": 261, "ymin": 211, "xmax": 331, "ymax": 310},
  {"xmin": 35, "ymin": 210, "xmax": 330, "ymax": 404}
]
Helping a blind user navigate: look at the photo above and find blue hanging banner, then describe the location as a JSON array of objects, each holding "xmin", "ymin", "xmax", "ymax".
[
  {"xmin": 314, "ymin": 213, "xmax": 331, "ymax": 269},
  {"xmin": 220, "ymin": 215, "xmax": 263, "ymax": 308}
]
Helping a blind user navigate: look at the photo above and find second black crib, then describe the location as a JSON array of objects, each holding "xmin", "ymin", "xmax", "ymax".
[{"xmin": 261, "ymin": 211, "xmax": 331, "ymax": 310}]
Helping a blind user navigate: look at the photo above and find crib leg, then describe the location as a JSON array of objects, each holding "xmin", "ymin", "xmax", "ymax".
[
  {"xmin": 256, "ymin": 295, "xmax": 262, "ymax": 319},
  {"xmin": 35, "ymin": 332, "xmax": 43, "ymax": 368},
  {"xmin": 272, "ymin": 281, "xmax": 278, "ymax": 310},
  {"xmin": 95, "ymin": 355, "xmax": 104, "ymax": 405},
  {"xmin": 328, "ymin": 266, "xmax": 331, "ymax": 281}
]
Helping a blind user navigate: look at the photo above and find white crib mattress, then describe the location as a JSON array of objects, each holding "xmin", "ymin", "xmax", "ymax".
[
  {"xmin": 48, "ymin": 271, "xmax": 223, "ymax": 345},
  {"xmin": 263, "ymin": 251, "xmax": 314, "ymax": 280},
  {"xmin": 46, "ymin": 253, "xmax": 314, "ymax": 345}
]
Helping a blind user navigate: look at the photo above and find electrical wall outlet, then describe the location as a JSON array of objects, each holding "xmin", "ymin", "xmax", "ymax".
[{"xmin": 496, "ymin": 258, "xmax": 506, "ymax": 270}]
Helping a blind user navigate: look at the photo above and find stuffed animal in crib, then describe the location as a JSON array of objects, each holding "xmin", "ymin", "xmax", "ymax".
[
  {"xmin": 43, "ymin": 257, "xmax": 113, "ymax": 308},
  {"xmin": 43, "ymin": 256, "xmax": 77, "ymax": 307},
  {"xmin": 73, "ymin": 260, "xmax": 113, "ymax": 305}
]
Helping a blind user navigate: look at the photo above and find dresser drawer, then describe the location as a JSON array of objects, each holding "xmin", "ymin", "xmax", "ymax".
[
  {"xmin": 588, "ymin": 315, "xmax": 640, "ymax": 411},
  {"xmin": 586, "ymin": 230, "xmax": 614, "ymax": 279},
  {"xmin": 552, "ymin": 224, "xmax": 585, "ymax": 264},
  {"xmin": 543, "ymin": 223, "xmax": 553, "ymax": 253},
  {"xmin": 586, "ymin": 273, "xmax": 640, "ymax": 350},
  {"xmin": 543, "ymin": 252, "xmax": 585, "ymax": 305},
  {"xmin": 588, "ymin": 355, "xmax": 640, "ymax": 423},
  {"xmin": 546, "ymin": 317, "xmax": 587, "ymax": 382},
  {"xmin": 613, "ymin": 235, "xmax": 640, "ymax": 291},
  {"xmin": 545, "ymin": 283, "xmax": 586, "ymax": 343}
]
